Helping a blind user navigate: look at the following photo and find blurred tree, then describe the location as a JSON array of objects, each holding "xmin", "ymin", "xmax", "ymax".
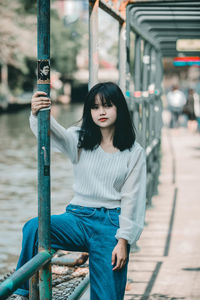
[
  {"xmin": 0, "ymin": 1, "xmax": 36, "ymax": 71},
  {"xmin": 0, "ymin": 0, "xmax": 87, "ymax": 95},
  {"xmin": 51, "ymin": 9, "xmax": 86, "ymax": 81},
  {"xmin": 0, "ymin": 1, "xmax": 36, "ymax": 97}
]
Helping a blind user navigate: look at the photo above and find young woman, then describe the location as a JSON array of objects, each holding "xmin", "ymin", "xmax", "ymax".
[{"xmin": 14, "ymin": 82, "xmax": 146, "ymax": 300}]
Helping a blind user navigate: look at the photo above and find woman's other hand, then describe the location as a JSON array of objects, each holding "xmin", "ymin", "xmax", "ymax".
[
  {"xmin": 112, "ymin": 238, "xmax": 128, "ymax": 271},
  {"xmin": 31, "ymin": 91, "xmax": 51, "ymax": 116}
]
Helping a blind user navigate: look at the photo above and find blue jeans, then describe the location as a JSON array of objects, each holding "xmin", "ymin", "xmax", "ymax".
[{"xmin": 15, "ymin": 204, "xmax": 130, "ymax": 299}]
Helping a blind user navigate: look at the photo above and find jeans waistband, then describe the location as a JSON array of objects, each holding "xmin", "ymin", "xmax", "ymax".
[
  {"xmin": 96, "ymin": 207, "xmax": 121, "ymax": 213},
  {"xmin": 68, "ymin": 204, "xmax": 120, "ymax": 213}
]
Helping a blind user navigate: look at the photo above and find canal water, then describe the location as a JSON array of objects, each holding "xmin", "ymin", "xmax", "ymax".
[{"xmin": 0, "ymin": 103, "xmax": 83, "ymax": 275}]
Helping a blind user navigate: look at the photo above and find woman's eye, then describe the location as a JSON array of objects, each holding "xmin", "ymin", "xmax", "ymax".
[
  {"xmin": 104, "ymin": 103, "xmax": 112, "ymax": 107},
  {"xmin": 91, "ymin": 105, "xmax": 98, "ymax": 110}
]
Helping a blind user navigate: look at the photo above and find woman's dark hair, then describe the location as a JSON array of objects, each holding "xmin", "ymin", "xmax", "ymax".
[{"xmin": 78, "ymin": 81, "xmax": 136, "ymax": 151}]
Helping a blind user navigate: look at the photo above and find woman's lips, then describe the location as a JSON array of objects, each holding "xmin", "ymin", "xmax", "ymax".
[{"xmin": 99, "ymin": 118, "xmax": 108, "ymax": 122}]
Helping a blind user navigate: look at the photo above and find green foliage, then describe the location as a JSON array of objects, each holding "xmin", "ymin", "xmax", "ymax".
[
  {"xmin": 0, "ymin": 0, "xmax": 88, "ymax": 93},
  {"xmin": 18, "ymin": 0, "xmax": 36, "ymax": 14},
  {"xmin": 50, "ymin": 9, "xmax": 87, "ymax": 79}
]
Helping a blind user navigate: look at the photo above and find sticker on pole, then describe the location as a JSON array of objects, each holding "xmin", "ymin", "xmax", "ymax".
[{"xmin": 37, "ymin": 60, "xmax": 50, "ymax": 84}]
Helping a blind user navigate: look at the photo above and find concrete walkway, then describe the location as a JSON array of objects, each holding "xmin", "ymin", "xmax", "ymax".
[{"xmin": 125, "ymin": 128, "xmax": 200, "ymax": 300}]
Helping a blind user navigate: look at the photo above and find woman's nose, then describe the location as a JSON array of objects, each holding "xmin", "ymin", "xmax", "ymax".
[{"xmin": 99, "ymin": 106, "xmax": 106, "ymax": 115}]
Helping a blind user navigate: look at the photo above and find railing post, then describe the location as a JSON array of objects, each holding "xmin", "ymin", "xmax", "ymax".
[
  {"xmin": 125, "ymin": 6, "xmax": 132, "ymax": 111},
  {"xmin": 134, "ymin": 35, "xmax": 142, "ymax": 92},
  {"xmin": 89, "ymin": 0, "xmax": 99, "ymax": 90},
  {"xmin": 37, "ymin": 1, "xmax": 51, "ymax": 299},
  {"xmin": 133, "ymin": 35, "xmax": 142, "ymax": 141},
  {"xmin": 119, "ymin": 21, "xmax": 126, "ymax": 95},
  {"xmin": 142, "ymin": 41, "xmax": 151, "ymax": 149},
  {"xmin": 29, "ymin": 272, "xmax": 39, "ymax": 299}
]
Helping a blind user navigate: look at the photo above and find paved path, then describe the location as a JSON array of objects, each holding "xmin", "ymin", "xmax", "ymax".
[{"xmin": 125, "ymin": 128, "xmax": 200, "ymax": 300}]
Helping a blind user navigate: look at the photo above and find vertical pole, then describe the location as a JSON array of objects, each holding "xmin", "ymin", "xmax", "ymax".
[
  {"xmin": 148, "ymin": 46, "xmax": 154, "ymax": 145},
  {"xmin": 154, "ymin": 50, "xmax": 163, "ymax": 196},
  {"xmin": 155, "ymin": 52, "xmax": 163, "ymax": 137},
  {"xmin": 134, "ymin": 35, "xmax": 142, "ymax": 92},
  {"xmin": 89, "ymin": 0, "xmax": 99, "ymax": 90},
  {"xmin": 29, "ymin": 272, "xmax": 39, "ymax": 300},
  {"xmin": 118, "ymin": 21, "xmax": 126, "ymax": 95},
  {"xmin": 141, "ymin": 41, "xmax": 150, "ymax": 149},
  {"xmin": 142, "ymin": 41, "xmax": 150, "ymax": 92},
  {"xmin": 133, "ymin": 35, "xmax": 142, "ymax": 142},
  {"xmin": 125, "ymin": 5, "xmax": 132, "ymax": 111},
  {"xmin": 37, "ymin": 1, "xmax": 51, "ymax": 299}
]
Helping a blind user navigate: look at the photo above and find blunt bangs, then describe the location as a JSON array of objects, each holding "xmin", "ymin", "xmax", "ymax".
[{"xmin": 87, "ymin": 85, "xmax": 114, "ymax": 109}]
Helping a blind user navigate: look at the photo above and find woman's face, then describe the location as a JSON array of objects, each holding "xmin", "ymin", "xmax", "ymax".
[{"xmin": 90, "ymin": 94, "xmax": 117, "ymax": 129}]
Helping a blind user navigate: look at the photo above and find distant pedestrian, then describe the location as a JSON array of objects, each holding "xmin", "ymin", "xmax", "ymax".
[
  {"xmin": 183, "ymin": 88, "xmax": 198, "ymax": 131},
  {"xmin": 167, "ymin": 85, "xmax": 186, "ymax": 128},
  {"xmin": 194, "ymin": 90, "xmax": 200, "ymax": 132},
  {"xmin": 13, "ymin": 82, "xmax": 146, "ymax": 300}
]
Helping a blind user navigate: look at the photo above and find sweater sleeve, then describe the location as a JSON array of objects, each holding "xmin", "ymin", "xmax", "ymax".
[
  {"xmin": 115, "ymin": 144, "xmax": 147, "ymax": 245},
  {"xmin": 29, "ymin": 112, "xmax": 79, "ymax": 164}
]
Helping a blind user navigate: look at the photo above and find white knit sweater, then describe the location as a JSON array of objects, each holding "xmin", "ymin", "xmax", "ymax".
[{"xmin": 30, "ymin": 113, "xmax": 146, "ymax": 245}]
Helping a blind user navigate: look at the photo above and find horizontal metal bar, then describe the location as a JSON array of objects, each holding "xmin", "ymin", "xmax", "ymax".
[
  {"xmin": 151, "ymin": 31, "xmax": 200, "ymax": 41},
  {"xmin": 135, "ymin": 11, "xmax": 200, "ymax": 18},
  {"xmin": 150, "ymin": 28, "xmax": 200, "ymax": 34},
  {"xmin": 129, "ymin": 1, "xmax": 200, "ymax": 7},
  {"xmin": 155, "ymin": 31, "xmax": 200, "ymax": 38},
  {"xmin": 68, "ymin": 274, "xmax": 90, "ymax": 300},
  {"xmin": 0, "ymin": 251, "xmax": 52, "ymax": 300},
  {"xmin": 162, "ymin": 51, "xmax": 200, "ymax": 57},
  {"xmin": 132, "ymin": 7, "xmax": 200, "ymax": 13}
]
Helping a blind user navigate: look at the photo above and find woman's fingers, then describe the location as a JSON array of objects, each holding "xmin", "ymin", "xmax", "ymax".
[
  {"xmin": 34, "ymin": 91, "xmax": 47, "ymax": 97},
  {"xmin": 119, "ymin": 259, "xmax": 126, "ymax": 269},
  {"xmin": 32, "ymin": 97, "xmax": 50, "ymax": 102},
  {"xmin": 111, "ymin": 251, "xmax": 116, "ymax": 266},
  {"xmin": 112, "ymin": 257, "xmax": 124, "ymax": 271},
  {"xmin": 31, "ymin": 92, "xmax": 51, "ymax": 115},
  {"xmin": 112, "ymin": 244, "xmax": 127, "ymax": 271},
  {"xmin": 112, "ymin": 256, "xmax": 127, "ymax": 271}
]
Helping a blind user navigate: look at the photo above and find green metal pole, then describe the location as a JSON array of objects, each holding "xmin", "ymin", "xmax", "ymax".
[
  {"xmin": 0, "ymin": 251, "xmax": 51, "ymax": 300},
  {"xmin": 134, "ymin": 35, "xmax": 142, "ymax": 92},
  {"xmin": 125, "ymin": 7, "xmax": 132, "ymax": 112},
  {"xmin": 119, "ymin": 21, "xmax": 126, "ymax": 95},
  {"xmin": 29, "ymin": 272, "xmax": 39, "ymax": 300},
  {"xmin": 133, "ymin": 35, "xmax": 141, "ymax": 140},
  {"xmin": 68, "ymin": 274, "xmax": 90, "ymax": 300},
  {"xmin": 141, "ymin": 41, "xmax": 150, "ymax": 149},
  {"xmin": 89, "ymin": 0, "xmax": 99, "ymax": 90},
  {"xmin": 37, "ymin": 1, "xmax": 51, "ymax": 299}
]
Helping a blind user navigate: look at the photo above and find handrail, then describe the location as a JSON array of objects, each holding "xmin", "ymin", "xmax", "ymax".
[
  {"xmin": 0, "ymin": 251, "xmax": 52, "ymax": 300},
  {"xmin": 68, "ymin": 274, "xmax": 90, "ymax": 300}
]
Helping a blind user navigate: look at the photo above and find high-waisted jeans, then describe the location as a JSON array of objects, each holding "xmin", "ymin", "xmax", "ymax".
[{"xmin": 15, "ymin": 204, "xmax": 130, "ymax": 299}]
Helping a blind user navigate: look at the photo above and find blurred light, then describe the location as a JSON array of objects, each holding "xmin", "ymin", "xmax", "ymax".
[
  {"xmin": 173, "ymin": 56, "xmax": 200, "ymax": 67},
  {"xmin": 176, "ymin": 39, "xmax": 200, "ymax": 51}
]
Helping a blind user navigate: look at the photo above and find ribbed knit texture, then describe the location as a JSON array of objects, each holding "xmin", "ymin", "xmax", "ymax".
[{"xmin": 30, "ymin": 113, "xmax": 146, "ymax": 245}]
